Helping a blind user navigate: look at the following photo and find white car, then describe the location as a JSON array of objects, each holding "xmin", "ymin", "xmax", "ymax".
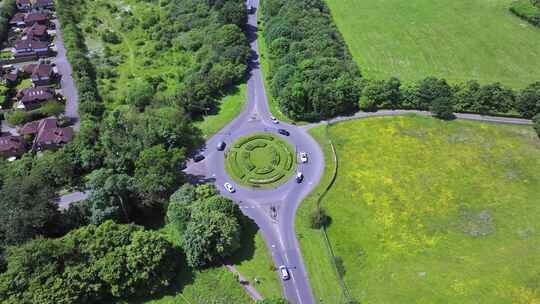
[
  {"xmin": 271, "ymin": 116, "xmax": 279, "ymax": 124},
  {"xmin": 299, "ymin": 152, "xmax": 308, "ymax": 163},
  {"xmin": 279, "ymin": 265, "xmax": 290, "ymax": 280},
  {"xmin": 224, "ymin": 182, "xmax": 235, "ymax": 193}
]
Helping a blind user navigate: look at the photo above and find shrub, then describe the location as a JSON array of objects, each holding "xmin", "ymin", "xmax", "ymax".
[
  {"xmin": 309, "ymin": 207, "xmax": 329, "ymax": 229},
  {"xmin": 40, "ymin": 100, "xmax": 65, "ymax": 117},
  {"xmin": 510, "ymin": 0, "xmax": 540, "ymax": 27},
  {"xmin": 516, "ymin": 81, "xmax": 540, "ymax": 118},
  {"xmin": 431, "ymin": 97, "xmax": 455, "ymax": 120},
  {"xmin": 6, "ymin": 110, "xmax": 32, "ymax": 126}
]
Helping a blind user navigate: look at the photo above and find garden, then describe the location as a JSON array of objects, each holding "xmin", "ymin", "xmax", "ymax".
[{"xmin": 225, "ymin": 133, "xmax": 296, "ymax": 188}]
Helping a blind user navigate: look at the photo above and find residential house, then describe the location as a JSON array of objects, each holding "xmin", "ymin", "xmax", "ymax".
[
  {"xmin": 32, "ymin": 0, "xmax": 54, "ymax": 10},
  {"xmin": 13, "ymin": 39, "xmax": 49, "ymax": 58},
  {"xmin": 9, "ymin": 12, "xmax": 26, "ymax": 27},
  {"xmin": 23, "ymin": 23, "xmax": 50, "ymax": 41},
  {"xmin": 17, "ymin": 86, "xmax": 54, "ymax": 110},
  {"xmin": 22, "ymin": 63, "xmax": 57, "ymax": 86},
  {"xmin": 16, "ymin": 0, "xmax": 32, "ymax": 11},
  {"xmin": 21, "ymin": 117, "xmax": 73, "ymax": 151},
  {"xmin": 0, "ymin": 135, "xmax": 26, "ymax": 158}
]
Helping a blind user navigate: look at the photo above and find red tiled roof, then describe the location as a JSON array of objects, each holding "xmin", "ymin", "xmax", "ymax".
[
  {"xmin": 14, "ymin": 39, "xmax": 49, "ymax": 50},
  {"xmin": 10, "ymin": 12, "xmax": 26, "ymax": 23},
  {"xmin": 24, "ymin": 24, "xmax": 48, "ymax": 37},
  {"xmin": 20, "ymin": 120, "xmax": 41, "ymax": 135},
  {"xmin": 32, "ymin": 118, "xmax": 73, "ymax": 147},
  {"xmin": 18, "ymin": 86, "xmax": 54, "ymax": 104},
  {"xmin": 22, "ymin": 63, "xmax": 53, "ymax": 78},
  {"xmin": 0, "ymin": 135, "xmax": 25, "ymax": 155},
  {"xmin": 24, "ymin": 13, "xmax": 47, "ymax": 24}
]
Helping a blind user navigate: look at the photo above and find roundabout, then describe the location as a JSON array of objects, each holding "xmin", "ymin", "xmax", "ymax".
[{"xmin": 224, "ymin": 132, "xmax": 296, "ymax": 188}]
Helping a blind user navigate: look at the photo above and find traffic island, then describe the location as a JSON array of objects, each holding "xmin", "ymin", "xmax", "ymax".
[{"xmin": 224, "ymin": 132, "xmax": 296, "ymax": 189}]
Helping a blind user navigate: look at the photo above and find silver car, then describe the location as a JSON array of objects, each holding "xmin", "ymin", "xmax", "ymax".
[
  {"xmin": 279, "ymin": 265, "xmax": 290, "ymax": 280},
  {"xmin": 224, "ymin": 182, "xmax": 235, "ymax": 193}
]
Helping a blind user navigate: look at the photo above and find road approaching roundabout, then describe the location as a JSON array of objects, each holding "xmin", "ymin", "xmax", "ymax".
[{"xmin": 184, "ymin": 1, "xmax": 323, "ymax": 303}]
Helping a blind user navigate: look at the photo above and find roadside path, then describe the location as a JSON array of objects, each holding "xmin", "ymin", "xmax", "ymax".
[
  {"xmin": 302, "ymin": 110, "xmax": 533, "ymax": 130},
  {"xmin": 224, "ymin": 264, "xmax": 264, "ymax": 301}
]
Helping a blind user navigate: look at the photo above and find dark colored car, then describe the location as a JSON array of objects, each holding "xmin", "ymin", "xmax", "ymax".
[
  {"xmin": 278, "ymin": 129, "xmax": 290, "ymax": 136},
  {"xmin": 296, "ymin": 172, "xmax": 304, "ymax": 183},
  {"xmin": 193, "ymin": 155, "xmax": 205, "ymax": 162},
  {"xmin": 217, "ymin": 141, "xmax": 226, "ymax": 151}
]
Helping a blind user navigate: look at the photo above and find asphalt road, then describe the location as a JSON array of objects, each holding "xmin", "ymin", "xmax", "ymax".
[
  {"xmin": 52, "ymin": 18, "xmax": 81, "ymax": 131},
  {"xmin": 185, "ymin": 1, "xmax": 321, "ymax": 302}
]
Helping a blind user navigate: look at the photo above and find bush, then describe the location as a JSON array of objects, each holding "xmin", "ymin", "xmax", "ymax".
[
  {"xmin": 6, "ymin": 110, "xmax": 32, "ymax": 126},
  {"xmin": 40, "ymin": 100, "xmax": 65, "ymax": 117},
  {"xmin": 516, "ymin": 81, "xmax": 540, "ymax": 118},
  {"xmin": 431, "ymin": 97, "xmax": 455, "ymax": 120},
  {"xmin": 309, "ymin": 207, "xmax": 330, "ymax": 229},
  {"xmin": 510, "ymin": 0, "xmax": 540, "ymax": 27}
]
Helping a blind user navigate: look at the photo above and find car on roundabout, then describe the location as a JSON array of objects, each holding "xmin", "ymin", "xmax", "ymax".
[
  {"xmin": 299, "ymin": 152, "xmax": 308, "ymax": 163},
  {"xmin": 224, "ymin": 182, "xmax": 235, "ymax": 193},
  {"xmin": 271, "ymin": 116, "xmax": 279, "ymax": 124},
  {"xmin": 278, "ymin": 129, "xmax": 290, "ymax": 136},
  {"xmin": 217, "ymin": 141, "xmax": 226, "ymax": 151},
  {"xmin": 296, "ymin": 172, "xmax": 304, "ymax": 183}
]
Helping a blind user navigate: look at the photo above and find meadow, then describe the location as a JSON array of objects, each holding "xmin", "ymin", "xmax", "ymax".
[
  {"xmin": 325, "ymin": 0, "xmax": 540, "ymax": 87},
  {"xmin": 298, "ymin": 116, "xmax": 540, "ymax": 303}
]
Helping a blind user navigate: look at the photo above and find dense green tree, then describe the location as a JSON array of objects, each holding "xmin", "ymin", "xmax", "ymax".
[
  {"xmin": 135, "ymin": 145, "xmax": 185, "ymax": 206},
  {"xmin": 86, "ymin": 169, "xmax": 138, "ymax": 224},
  {"xmin": 181, "ymin": 195, "xmax": 242, "ymax": 267},
  {"xmin": 125, "ymin": 79, "xmax": 155, "ymax": 109},
  {"xmin": 413, "ymin": 77, "xmax": 453, "ymax": 110},
  {"xmin": 516, "ymin": 82, "xmax": 540, "ymax": 118},
  {"xmin": 0, "ymin": 221, "xmax": 178, "ymax": 303},
  {"xmin": 474, "ymin": 83, "xmax": 514, "ymax": 114},
  {"xmin": 431, "ymin": 97, "xmax": 455, "ymax": 120},
  {"xmin": 309, "ymin": 207, "xmax": 330, "ymax": 229},
  {"xmin": 29, "ymin": 150, "xmax": 76, "ymax": 189},
  {"xmin": 0, "ymin": 175, "xmax": 59, "ymax": 246},
  {"xmin": 359, "ymin": 80, "xmax": 387, "ymax": 112}
]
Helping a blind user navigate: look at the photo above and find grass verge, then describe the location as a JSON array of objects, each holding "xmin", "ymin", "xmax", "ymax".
[
  {"xmin": 194, "ymin": 84, "xmax": 246, "ymax": 139},
  {"xmin": 295, "ymin": 125, "xmax": 346, "ymax": 303}
]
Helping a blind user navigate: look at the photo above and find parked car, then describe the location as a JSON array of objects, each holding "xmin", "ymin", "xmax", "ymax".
[
  {"xmin": 278, "ymin": 129, "xmax": 290, "ymax": 136},
  {"xmin": 224, "ymin": 182, "xmax": 235, "ymax": 193},
  {"xmin": 217, "ymin": 141, "xmax": 226, "ymax": 151},
  {"xmin": 279, "ymin": 265, "xmax": 290, "ymax": 280},
  {"xmin": 271, "ymin": 116, "xmax": 279, "ymax": 124},
  {"xmin": 299, "ymin": 152, "xmax": 308, "ymax": 163},
  {"xmin": 296, "ymin": 172, "xmax": 304, "ymax": 183},
  {"xmin": 193, "ymin": 154, "xmax": 205, "ymax": 162}
]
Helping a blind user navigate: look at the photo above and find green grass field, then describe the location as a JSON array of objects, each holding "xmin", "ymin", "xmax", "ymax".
[
  {"xmin": 80, "ymin": 0, "xmax": 193, "ymax": 108},
  {"xmin": 299, "ymin": 116, "xmax": 540, "ymax": 303},
  {"xmin": 325, "ymin": 0, "xmax": 540, "ymax": 87},
  {"xmin": 225, "ymin": 133, "xmax": 296, "ymax": 189},
  {"xmin": 194, "ymin": 84, "xmax": 247, "ymax": 139}
]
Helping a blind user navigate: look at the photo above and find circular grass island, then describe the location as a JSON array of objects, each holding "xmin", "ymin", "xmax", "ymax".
[{"xmin": 224, "ymin": 132, "xmax": 296, "ymax": 189}]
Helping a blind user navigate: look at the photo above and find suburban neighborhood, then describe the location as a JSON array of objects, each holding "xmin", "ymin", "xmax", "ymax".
[{"xmin": 0, "ymin": 0, "xmax": 74, "ymax": 160}]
